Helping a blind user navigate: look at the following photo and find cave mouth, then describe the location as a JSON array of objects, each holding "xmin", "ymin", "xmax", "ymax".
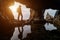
[
  {"xmin": 9, "ymin": 1, "xmax": 30, "ymax": 20},
  {"xmin": 44, "ymin": 8, "xmax": 57, "ymax": 20}
]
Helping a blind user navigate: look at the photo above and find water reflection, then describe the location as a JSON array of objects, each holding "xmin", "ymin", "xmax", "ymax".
[
  {"xmin": 44, "ymin": 23, "xmax": 57, "ymax": 31},
  {"xmin": 23, "ymin": 25, "xmax": 31, "ymax": 39},
  {"xmin": 1, "ymin": 22, "xmax": 60, "ymax": 40},
  {"xmin": 11, "ymin": 25, "xmax": 31, "ymax": 40},
  {"xmin": 11, "ymin": 27, "xmax": 20, "ymax": 40},
  {"xmin": 11, "ymin": 22, "xmax": 60, "ymax": 40}
]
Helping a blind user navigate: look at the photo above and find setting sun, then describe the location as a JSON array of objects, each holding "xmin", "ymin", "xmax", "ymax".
[{"xmin": 9, "ymin": 1, "xmax": 30, "ymax": 20}]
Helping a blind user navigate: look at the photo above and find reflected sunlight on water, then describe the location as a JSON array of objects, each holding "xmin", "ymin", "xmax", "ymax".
[
  {"xmin": 11, "ymin": 23, "xmax": 59, "ymax": 40},
  {"xmin": 44, "ymin": 23, "xmax": 57, "ymax": 31},
  {"xmin": 11, "ymin": 27, "xmax": 20, "ymax": 40},
  {"xmin": 11, "ymin": 25, "xmax": 31, "ymax": 40}
]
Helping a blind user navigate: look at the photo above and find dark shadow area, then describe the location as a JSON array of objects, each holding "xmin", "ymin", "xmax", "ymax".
[{"xmin": 0, "ymin": 0, "xmax": 60, "ymax": 40}]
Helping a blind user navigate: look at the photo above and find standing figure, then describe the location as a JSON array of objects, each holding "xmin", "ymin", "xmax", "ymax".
[
  {"xmin": 17, "ymin": 6, "xmax": 23, "ymax": 40},
  {"xmin": 17, "ymin": 6, "xmax": 23, "ymax": 21}
]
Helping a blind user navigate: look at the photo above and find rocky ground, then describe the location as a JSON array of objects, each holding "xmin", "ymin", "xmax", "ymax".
[{"xmin": 53, "ymin": 15, "xmax": 60, "ymax": 26}]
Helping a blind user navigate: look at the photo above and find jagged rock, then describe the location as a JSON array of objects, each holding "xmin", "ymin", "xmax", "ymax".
[
  {"xmin": 53, "ymin": 15, "xmax": 60, "ymax": 26},
  {"xmin": 45, "ymin": 13, "xmax": 53, "ymax": 22}
]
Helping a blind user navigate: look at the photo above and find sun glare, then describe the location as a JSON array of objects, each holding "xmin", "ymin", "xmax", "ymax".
[{"xmin": 9, "ymin": 1, "xmax": 30, "ymax": 20}]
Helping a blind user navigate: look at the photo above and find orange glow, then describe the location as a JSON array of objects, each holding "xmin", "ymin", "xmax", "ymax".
[{"xmin": 9, "ymin": 1, "xmax": 30, "ymax": 20}]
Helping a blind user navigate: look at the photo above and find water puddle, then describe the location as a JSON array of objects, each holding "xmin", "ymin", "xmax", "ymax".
[
  {"xmin": 11, "ymin": 25, "xmax": 31, "ymax": 40},
  {"xmin": 44, "ymin": 23, "xmax": 57, "ymax": 31}
]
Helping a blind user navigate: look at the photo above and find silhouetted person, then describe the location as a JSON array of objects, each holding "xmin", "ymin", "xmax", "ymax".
[
  {"xmin": 17, "ymin": 6, "xmax": 23, "ymax": 40},
  {"xmin": 17, "ymin": 6, "xmax": 23, "ymax": 21},
  {"xmin": 18, "ymin": 25, "xmax": 24, "ymax": 40}
]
